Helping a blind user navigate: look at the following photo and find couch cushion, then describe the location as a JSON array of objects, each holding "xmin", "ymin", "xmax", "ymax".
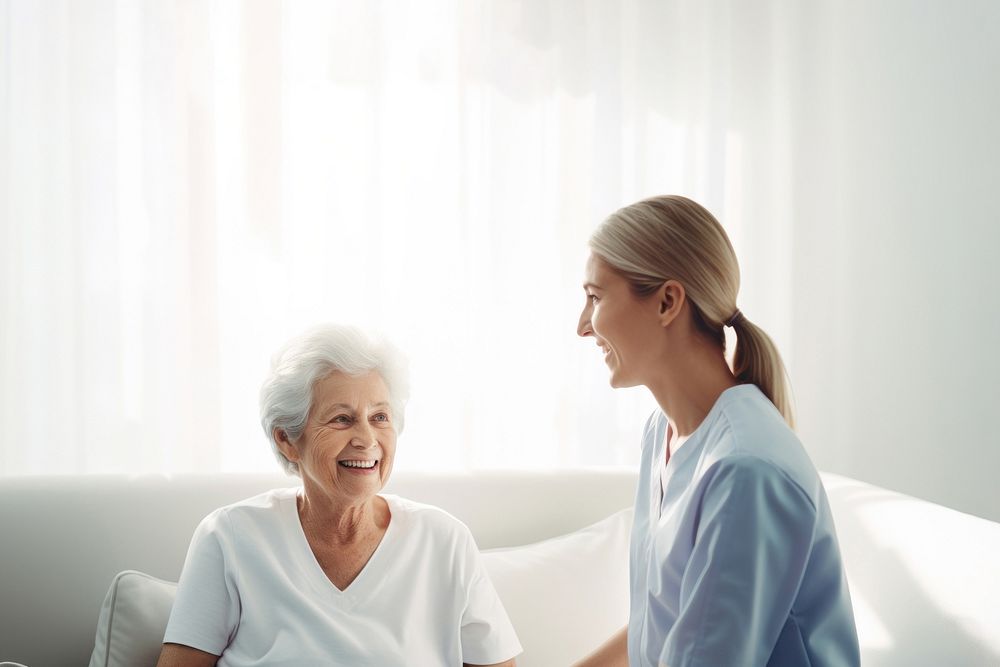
[
  {"xmin": 89, "ymin": 570, "xmax": 176, "ymax": 667},
  {"xmin": 482, "ymin": 507, "xmax": 633, "ymax": 666},
  {"xmin": 822, "ymin": 473, "xmax": 1000, "ymax": 665}
]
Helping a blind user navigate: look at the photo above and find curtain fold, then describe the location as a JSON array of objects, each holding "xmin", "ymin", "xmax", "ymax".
[{"xmin": 2, "ymin": 0, "xmax": 795, "ymax": 474}]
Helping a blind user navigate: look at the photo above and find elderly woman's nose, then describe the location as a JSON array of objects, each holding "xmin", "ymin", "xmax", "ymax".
[{"xmin": 351, "ymin": 421, "xmax": 379, "ymax": 448}]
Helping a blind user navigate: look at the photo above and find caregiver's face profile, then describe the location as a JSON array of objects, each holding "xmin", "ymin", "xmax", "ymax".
[{"xmin": 577, "ymin": 252, "xmax": 657, "ymax": 389}]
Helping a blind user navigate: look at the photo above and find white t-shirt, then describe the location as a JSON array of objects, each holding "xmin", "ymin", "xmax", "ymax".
[{"xmin": 163, "ymin": 489, "xmax": 522, "ymax": 666}]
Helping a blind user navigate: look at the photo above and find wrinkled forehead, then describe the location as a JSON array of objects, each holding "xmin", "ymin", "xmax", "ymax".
[{"xmin": 311, "ymin": 370, "xmax": 390, "ymax": 410}]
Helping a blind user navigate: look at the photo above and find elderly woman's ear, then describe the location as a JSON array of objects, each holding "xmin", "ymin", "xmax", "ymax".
[{"xmin": 274, "ymin": 429, "xmax": 299, "ymax": 463}]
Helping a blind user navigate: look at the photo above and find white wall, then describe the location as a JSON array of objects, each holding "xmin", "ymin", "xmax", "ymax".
[
  {"xmin": 2, "ymin": 1, "xmax": 997, "ymax": 521},
  {"xmin": 785, "ymin": 1, "xmax": 1000, "ymax": 521}
]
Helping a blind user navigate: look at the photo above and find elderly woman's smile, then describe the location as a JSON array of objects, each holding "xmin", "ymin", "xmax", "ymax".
[{"xmin": 339, "ymin": 460, "xmax": 377, "ymax": 470}]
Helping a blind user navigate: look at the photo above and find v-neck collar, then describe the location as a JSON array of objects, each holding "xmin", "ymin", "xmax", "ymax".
[
  {"xmin": 655, "ymin": 384, "xmax": 752, "ymax": 515},
  {"xmin": 283, "ymin": 490, "xmax": 399, "ymax": 609}
]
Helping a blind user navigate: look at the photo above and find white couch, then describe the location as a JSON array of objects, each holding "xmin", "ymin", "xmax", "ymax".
[{"xmin": 1, "ymin": 471, "xmax": 998, "ymax": 666}]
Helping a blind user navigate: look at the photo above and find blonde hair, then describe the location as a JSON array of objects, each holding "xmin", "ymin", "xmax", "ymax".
[{"xmin": 590, "ymin": 195, "xmax": 795, "ymax": 428}]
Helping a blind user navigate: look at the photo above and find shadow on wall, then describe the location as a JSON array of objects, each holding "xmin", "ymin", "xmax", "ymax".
[{"xmin": 826, "ymin": 481, "xmax": 1000, "ymax": 665}]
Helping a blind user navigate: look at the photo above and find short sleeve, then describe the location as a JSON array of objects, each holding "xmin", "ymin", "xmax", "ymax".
[
  {"xmin": 162, "ymin": 510, "xmax": 242, "ymax": 655},
  {"xmin": 459, "ymin": 532, "xmax": 523, "ymax": 665},
  {"xmin": 661, "ymin": 456, "xmax": 817, "ymax": 667}
]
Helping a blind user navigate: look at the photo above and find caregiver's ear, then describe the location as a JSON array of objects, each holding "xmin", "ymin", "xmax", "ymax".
[{"xmin": 657, "ymin": 280, "xmax": 686, "ymax": 326}]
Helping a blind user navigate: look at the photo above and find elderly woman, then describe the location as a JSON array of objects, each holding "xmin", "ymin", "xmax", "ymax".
[{"xmin": 156, "ymin": 325, "xmax": 521, "ymax": 667}]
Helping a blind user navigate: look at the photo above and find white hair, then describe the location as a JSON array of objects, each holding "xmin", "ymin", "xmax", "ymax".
[{"xmin": 259, "ymin": 324, "xmax": 410, "ymax": 476}]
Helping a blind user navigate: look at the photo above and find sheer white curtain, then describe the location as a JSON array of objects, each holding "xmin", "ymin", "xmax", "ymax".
[{"xmin": 1, "ymin": 0, "xmax": 796, "ymax": 474}]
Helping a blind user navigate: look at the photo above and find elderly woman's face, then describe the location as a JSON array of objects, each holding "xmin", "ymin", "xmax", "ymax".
[{"xmin": 288, "ymin": 370, "xmax": 397, "ymax": 501}]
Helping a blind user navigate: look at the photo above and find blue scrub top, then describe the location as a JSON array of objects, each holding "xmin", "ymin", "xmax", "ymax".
[{"xmin": 628, "ymin": 384, "xmax": 860, "ymax": 666}]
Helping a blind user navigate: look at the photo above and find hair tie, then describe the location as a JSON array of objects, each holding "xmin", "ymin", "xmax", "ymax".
[{"xmin": 724, "ymin": 309, "xmax": 743, "ymax": 328}]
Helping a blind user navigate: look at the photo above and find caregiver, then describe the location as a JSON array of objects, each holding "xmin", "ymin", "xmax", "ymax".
[{"xmin": 573, "ymin": 196, "xmax": 859, "ymax": 667}]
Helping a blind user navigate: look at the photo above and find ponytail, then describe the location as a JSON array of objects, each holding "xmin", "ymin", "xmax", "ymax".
[{"xmin": 729, "ymin": 315, "xmax": 795, "ymax": 429}]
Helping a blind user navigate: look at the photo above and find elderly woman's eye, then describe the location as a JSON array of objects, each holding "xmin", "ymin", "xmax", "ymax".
[
  {"xmin": 331, "ymin": 415, "xmax": 351, "ymax": 425},
  {"xmin": 372, "ymin": 413, "xmax": 389, "ymax": 422}
]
